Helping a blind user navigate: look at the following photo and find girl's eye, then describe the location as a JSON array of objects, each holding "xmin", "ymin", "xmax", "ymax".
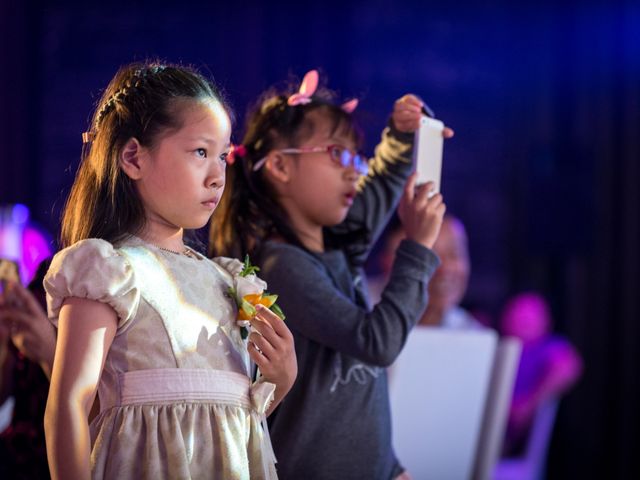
[
  {"xmin": 195, "ymin": 148, "xmax": 207, "ymax": 158},
  {"xmin": 329, "ymin": 146, "xmax": 343, "ymax": 161},
  {"xmin": 219, "ymin": 152, "xmax": 229, "ymax": 163}
]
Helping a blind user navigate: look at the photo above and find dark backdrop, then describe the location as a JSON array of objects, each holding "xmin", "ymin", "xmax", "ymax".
[{"xmin": 1, "ymin": 0, "xmax": 638, "ymax": 478}]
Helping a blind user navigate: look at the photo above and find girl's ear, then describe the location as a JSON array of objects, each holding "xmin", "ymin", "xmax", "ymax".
[
  {"xmin": 264, "ymin": 152, "xmax": 292, "ymax": 184},
  {"xmin": 120, "ymin": 138, "xmax": 145, "ymax": 180}
]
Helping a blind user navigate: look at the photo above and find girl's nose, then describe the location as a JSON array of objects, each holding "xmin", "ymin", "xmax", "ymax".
[
  {"xmin": 344, "ymin": 167, "xmax": 360, "ymax": 182},
  {"xmin": 207, "ymin": 161, "xmax": 225, "ymax": 189}
]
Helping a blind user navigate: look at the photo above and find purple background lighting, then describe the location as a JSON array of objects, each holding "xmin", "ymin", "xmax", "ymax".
[
  {"xmin": 1, "ymin": 0, "xmax": 638, "ymax": 477},
  {"xmin": 0, "ymin": 204, "xmax": 53, "ymax": 284}
]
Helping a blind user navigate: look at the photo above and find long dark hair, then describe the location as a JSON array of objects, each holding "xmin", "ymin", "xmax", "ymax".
[
  {"xmin": 210, "ymin": 79, "xmax": 362, "ymax": 259},
  {"xmin": 60, "ymin": 62, "xmax": 226, "ymax": 247}
]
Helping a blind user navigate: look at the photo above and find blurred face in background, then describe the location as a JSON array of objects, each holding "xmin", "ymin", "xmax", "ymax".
[
  {"xmin": 427, "ymin": 216, "xmax": 470, "ymax": 312},
  {"xmin": 500, "ymin": 292, "xmax": 551, "ymax": 343},
  {"xmin": 378, "ymin": 216, "xmax": 470, "ymax": 313}
]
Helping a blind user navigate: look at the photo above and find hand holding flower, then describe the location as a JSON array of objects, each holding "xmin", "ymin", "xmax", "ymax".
[{"xmin": 247, "ymin": 305, "xmax": 297, "ymax": 416}]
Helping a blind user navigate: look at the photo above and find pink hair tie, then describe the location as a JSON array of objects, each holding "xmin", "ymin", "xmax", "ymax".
[
  {"xmin": 287, "ymin": 70, "xmax": 319, "ymax": 106},
  {"xmin": 227, "ymin": 144, "xmax": 247, "ymax": 165}
]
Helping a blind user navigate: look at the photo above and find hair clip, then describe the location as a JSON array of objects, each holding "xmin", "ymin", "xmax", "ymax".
[
  {"xmin": 341, "ymin": 99, "xmax": 358, "ymax": 113},
  {"xmin": 82, "ymin": 131, "xmax": 95, "ymax": 144},
  {"xmin": 227, "ymin": 144, "xmax": 247, "ymax": 165},
  {"xmin": 252, "ymin": 157, "xmax": 267, "ymax": 172},
  {"xmin": 287, "ymin": 70, "xmax": 319, "ymax": 106}
]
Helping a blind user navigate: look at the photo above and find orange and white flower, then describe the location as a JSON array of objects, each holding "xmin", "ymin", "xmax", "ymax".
[{"xmin": 226, "ymin": 256, "xmax": 285, "ymax": 336}]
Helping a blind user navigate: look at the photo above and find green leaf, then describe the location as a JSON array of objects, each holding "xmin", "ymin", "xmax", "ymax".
[
  {"xmin": 269, "ymin": 303, "xmax": 286, "ymax": 321},
  {"xmin": 261, "ymin": 293, "xmax": 279, "ymax": 305},
  {"xmin": 228, "ymin": 287, "xmax": 241, "ymax": 306},
  {"xmin": 240, "ymin": 299, "xmax": 257, "ymax": 317},
  {"xmin": 240, "ymin": 326, "xmax": 249, "ymax": 339},
  {"xmin": 240, "ymin": 254, "xmax": 260, "ymax": 277}
]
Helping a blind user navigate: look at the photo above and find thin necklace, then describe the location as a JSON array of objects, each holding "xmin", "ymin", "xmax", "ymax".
[{"xmin": 153, "ymin": 244, "xmax": 200, "ymax": 260}]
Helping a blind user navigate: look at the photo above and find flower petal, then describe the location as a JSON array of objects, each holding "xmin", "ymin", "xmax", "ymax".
[{"xmin": 235, "ymin": 275, "xmax": 267, "ymax": 299}]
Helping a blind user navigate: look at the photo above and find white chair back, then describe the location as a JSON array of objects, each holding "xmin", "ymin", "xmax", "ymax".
[
  {"xmin": 473, "ymin": 337, "xmax": 523, "ymax": 480},
  {"xmin": 389, "ymin": 327, "xmax": 499, "ymax": 480}
]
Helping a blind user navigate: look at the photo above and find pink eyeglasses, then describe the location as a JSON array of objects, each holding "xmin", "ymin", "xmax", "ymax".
[{"xmin": 253, "ymin": 144, "xmax": 369, "ymax": 175}]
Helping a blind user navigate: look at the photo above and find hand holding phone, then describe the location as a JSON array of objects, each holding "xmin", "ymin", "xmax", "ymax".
[{"xmin": 398, "ymin": 173, "xmax": 446, "ymax": 249}]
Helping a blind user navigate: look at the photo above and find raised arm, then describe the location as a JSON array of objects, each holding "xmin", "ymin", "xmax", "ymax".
[
  {"xmin": 45, "ymin": 298, "xmax": 117, "ymax": 480},
  {"xmin": 329, "ymin": 95, "xmax": 453, "ymax": 265},
  {"xmin": 262, "ymin": 179, "xmax": 444, "ymax": 367}
]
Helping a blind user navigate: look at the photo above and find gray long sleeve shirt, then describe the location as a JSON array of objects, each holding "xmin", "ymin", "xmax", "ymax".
[{"xmin": 260, "ymin": 125, "xmax": 440, "ymax": 480}]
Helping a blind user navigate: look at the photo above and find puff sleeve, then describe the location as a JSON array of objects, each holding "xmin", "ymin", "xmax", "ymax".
[
  {"xmin": 44, "ymin": 238, "xmax": 140, "ymax": 331},
  {"xmin": 211, "ymin": 256, "xmax": 245, "ymax": 278},
  {"xmin": 211, "ymin": 256, "xmax": 269, "ymax": 297}
]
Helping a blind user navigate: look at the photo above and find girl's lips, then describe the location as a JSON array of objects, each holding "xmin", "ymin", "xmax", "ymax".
[
  {"xmin": 343, "ymin": 192, "xmax": 355, "ymax": 206},
  {"xmin": 202, "ymin": 199, "xmax": 218, "ymax": 209}
]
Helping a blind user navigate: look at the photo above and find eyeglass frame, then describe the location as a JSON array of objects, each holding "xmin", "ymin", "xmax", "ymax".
[{"xmin": 252, "ymin": 144, "xmax": 369, "ymax": 175}]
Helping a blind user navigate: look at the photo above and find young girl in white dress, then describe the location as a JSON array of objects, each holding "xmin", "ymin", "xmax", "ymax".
[{"xmin": 43, "ymin": 62, "xmax": 297, "ymax": 480}]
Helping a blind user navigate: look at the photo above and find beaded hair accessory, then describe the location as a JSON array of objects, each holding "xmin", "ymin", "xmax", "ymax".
[{"xmin": 82, "ymin": 65, "xmax": 167, "ymax": 144}]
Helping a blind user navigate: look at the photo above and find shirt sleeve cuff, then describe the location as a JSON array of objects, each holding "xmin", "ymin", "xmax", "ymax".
[{"xmin": 391, "ymin": 238, "xmax": 441, "ymax": 281}]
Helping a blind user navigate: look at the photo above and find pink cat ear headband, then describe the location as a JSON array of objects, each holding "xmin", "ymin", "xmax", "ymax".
[
  {"xmin": 227, "ymin": 70, "xmax": 359, "ymax": 166},
  {"xmin": 287, "ymin": 70, "xmax": 359, "ymax": 112},
  {"xmin": 286, "ymin": 70, "xmax": 319, "ymax": 106}
]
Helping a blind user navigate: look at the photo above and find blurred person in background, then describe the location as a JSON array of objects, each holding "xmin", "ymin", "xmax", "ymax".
[
  {"xmin": 0, "ymin": 259, "xmax": 55, "ymax": 480},
  {"xmin": 499, "ymin": 291, "xmax": 583, "ymax": 457},
  {"xmin": 369, "ymin": 213, "xmax": 486, "ymax": 329}
]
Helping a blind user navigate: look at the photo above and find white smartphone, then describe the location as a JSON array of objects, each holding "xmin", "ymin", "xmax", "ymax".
[{"xmin": 413, "ymin": 115, "xmax": 444, "ymax": 192}]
